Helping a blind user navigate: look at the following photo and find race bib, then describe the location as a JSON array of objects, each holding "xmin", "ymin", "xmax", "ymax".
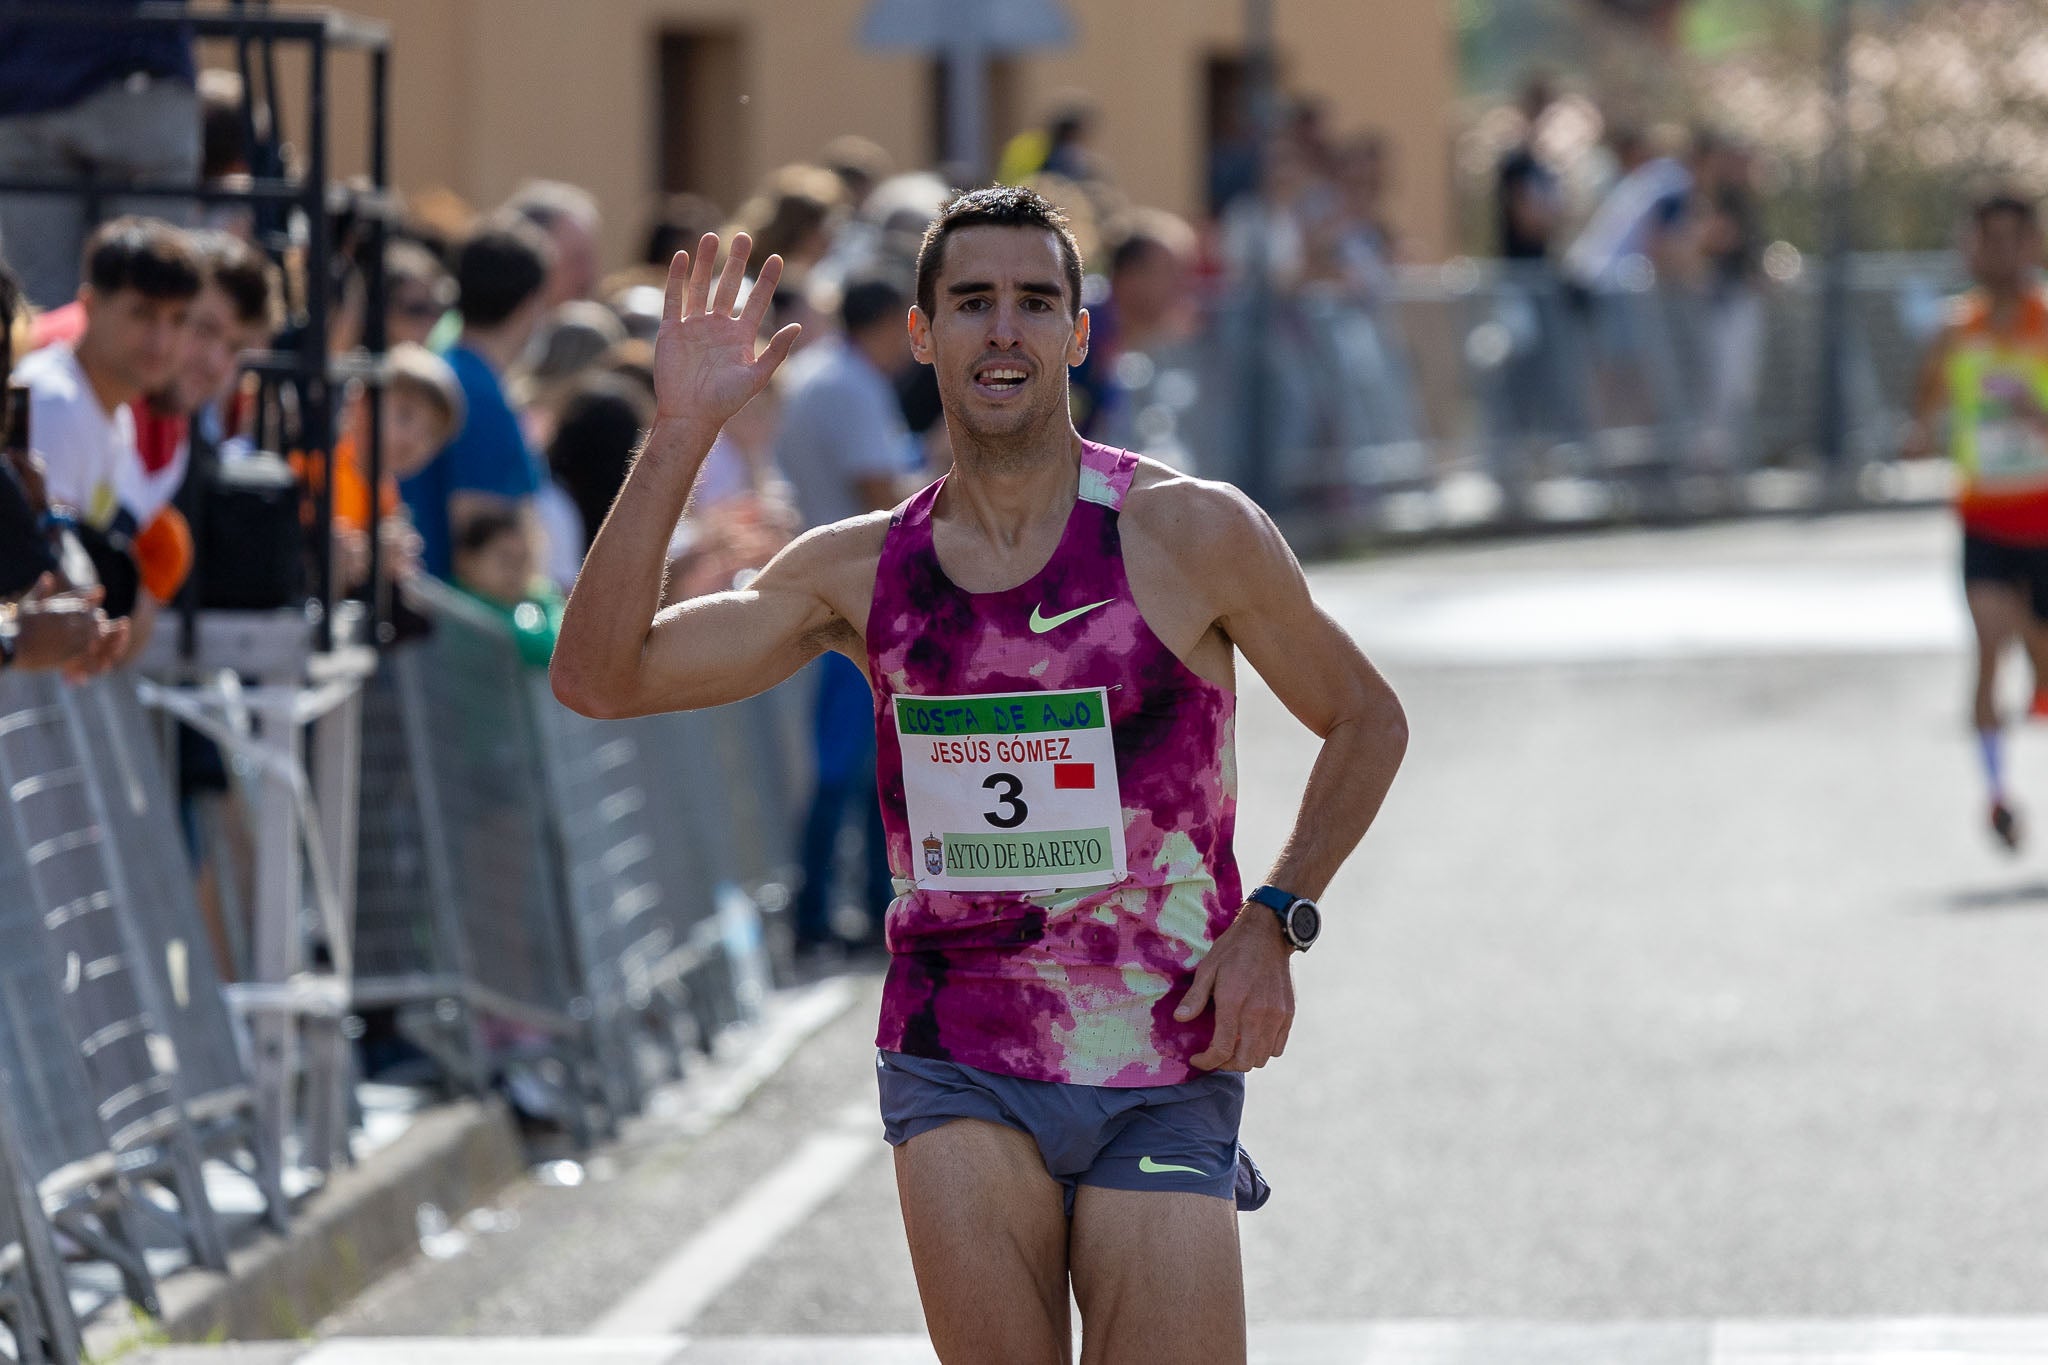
[
  {"xmin": 1976, "ymin": 419, "xmax": 2048, "ymax": 483},
  {"xmin": 895, "ymin": 687, "xmax": 1128, "ymax": 893},
  {"xmin": 1973, "ymin": 371, "xmax": 2048, "ymax": 485}
]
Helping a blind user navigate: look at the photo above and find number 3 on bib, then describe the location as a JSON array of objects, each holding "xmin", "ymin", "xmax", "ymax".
[
  {"xmin": 896, "ymin": 686, "xmax": 1129, "ymax": 893},
  {"xmin": 982, "ymin": 772, "xmax": 1028, "ymax": 828}
]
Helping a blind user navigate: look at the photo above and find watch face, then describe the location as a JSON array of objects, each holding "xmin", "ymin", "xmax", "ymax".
[{"xmin": 1289, "ymin": 901, "xmax": 1321, "ymax": 946}]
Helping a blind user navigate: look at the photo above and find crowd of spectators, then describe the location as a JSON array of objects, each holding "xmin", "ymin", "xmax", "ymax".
[{"xmin": 1487, "ymin": 74, "xmax": 1769, "ymax": 478}]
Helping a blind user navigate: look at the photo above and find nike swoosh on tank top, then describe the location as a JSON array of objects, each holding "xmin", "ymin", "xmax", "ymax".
[{"xmin": 867, "ymin": 439, "xmax": 1242, "ymax": 1086}]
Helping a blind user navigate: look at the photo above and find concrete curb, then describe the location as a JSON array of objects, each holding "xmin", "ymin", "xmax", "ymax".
[{"xmin": 87, "ymin": 1098, "xmax": 525, "ymax": 1357}]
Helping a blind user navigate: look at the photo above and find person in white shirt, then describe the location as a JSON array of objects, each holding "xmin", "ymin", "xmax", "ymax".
[
  {"xmin": 14, "ymin": 216, "xmax": 199, "ymax": 530},
  {"xmin": 11, "ymin": 216, "xmax": 201, "ymax": 645}
]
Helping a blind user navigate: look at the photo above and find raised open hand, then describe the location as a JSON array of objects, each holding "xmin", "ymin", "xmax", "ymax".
[{"xmin": 654, "ymin": 232, "xmax": 803, "ymax": 431}]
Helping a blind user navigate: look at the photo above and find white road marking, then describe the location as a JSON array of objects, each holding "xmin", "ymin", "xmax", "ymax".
[{"xmin": 587, "ymin": 1100, "xmax": 884, "ymax": 1336}]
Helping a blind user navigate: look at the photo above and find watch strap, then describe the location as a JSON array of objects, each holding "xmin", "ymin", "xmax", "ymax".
[{"xmin": 1247, "ymin": 884, "xmax": 1296, "ymax": 915}]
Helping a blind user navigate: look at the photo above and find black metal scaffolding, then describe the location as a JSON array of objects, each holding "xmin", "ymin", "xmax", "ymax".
[{"xmin": 0, "ymin": 0, "xmax": 394, "ymax": 651}]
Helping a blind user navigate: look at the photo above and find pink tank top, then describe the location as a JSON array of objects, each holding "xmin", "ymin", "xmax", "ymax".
[{"xmin": 867, "ymin": 440, "xmax": 1241, "ymax": 1086}]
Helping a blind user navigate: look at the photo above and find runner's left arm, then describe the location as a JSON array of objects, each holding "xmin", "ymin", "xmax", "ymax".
[{"xmin": 1175, "ymin": 485, "xmax": 1408, "ymax": 1071}]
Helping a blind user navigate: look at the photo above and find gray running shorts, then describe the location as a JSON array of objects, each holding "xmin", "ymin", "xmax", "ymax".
[{"xmin": 876, "ymin": 1049, "xmax": 1271, "ymax": 1215}]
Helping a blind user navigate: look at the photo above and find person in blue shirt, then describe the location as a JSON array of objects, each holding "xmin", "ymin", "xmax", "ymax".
[
  {"xmin": 0, "ymin": 0, "xmax": 199, "ymax": 308},
  {"xmin": 400, "ymin": 218, "xmax": 555, "ymax": 581}
]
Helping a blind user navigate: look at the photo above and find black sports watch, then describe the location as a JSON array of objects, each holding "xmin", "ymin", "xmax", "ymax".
[{"xmin": 1248, "ymin": 884, "xmax": 1320, "ymax": 952}]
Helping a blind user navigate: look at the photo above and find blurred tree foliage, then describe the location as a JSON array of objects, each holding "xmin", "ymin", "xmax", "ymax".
[
  {"xmin": 1701, "ymin": 0, "xmax": 2048, "ymax": 250},
  {"xmin": 1458, "ymin": 0, "xmax": 2028, "ymax": 254}
]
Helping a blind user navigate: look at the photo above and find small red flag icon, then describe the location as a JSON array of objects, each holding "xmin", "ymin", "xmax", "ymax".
[{"xmin": 1053, "ymin": 763, "xmax": 1095, "ymax": 790}]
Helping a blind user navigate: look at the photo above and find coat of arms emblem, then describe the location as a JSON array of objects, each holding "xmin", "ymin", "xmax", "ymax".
[{"xmin": 922, "ymin": 833, "xmax": 944, "ymax": 877}]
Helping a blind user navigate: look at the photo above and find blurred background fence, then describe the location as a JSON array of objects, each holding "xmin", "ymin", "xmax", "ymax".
[{"xmin": 1124, "ymin": 251, "xmax": 1961, "ymax": 539}]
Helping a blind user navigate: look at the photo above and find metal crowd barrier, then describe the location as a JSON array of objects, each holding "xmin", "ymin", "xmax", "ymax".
[
  {"xmin": 355, "ymin": 580, "xmax": 796, "ymax": 1139},
  {"xmin": 1115, "ymin": 252, "xmax": 1963, "ymax": 527},
  {"xmin": 0, "ymin": 1099, "xmax": 73, "ymax": 1365},
  {"xmin": 0, "ymin": 668, "xmax": 298, "ymax": 1362}
]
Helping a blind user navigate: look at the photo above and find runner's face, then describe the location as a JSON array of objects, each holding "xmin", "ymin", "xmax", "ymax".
[
  {"xmin": 912, "ymin": 226, "xmax": 1088, "ymax": 445},
  {"xmin": 1971, "ymin": 212, "xmax": 2041, "ymax": 293}
]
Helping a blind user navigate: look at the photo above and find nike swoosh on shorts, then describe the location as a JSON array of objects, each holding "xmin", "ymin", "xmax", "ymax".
[{"xmin": 1137, "ymin": 1155, "xmax": 1208, "ymax": 1176}]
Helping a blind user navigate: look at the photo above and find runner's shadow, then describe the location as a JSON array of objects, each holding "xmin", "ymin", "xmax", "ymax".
[{"xmin": 1946, "ymin": 881, "xmax": 2048, "ymax": 913}]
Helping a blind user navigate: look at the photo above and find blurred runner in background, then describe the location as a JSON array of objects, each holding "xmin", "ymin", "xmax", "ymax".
[{"xmin": 1906, "ymin": 192, "xmax": 2048, "ymax": 852}]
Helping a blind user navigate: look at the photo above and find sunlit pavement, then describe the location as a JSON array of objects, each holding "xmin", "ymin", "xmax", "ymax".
[{"xmin": 143, "ymin": 508, "xmax": 2048, "ymax": 1361}]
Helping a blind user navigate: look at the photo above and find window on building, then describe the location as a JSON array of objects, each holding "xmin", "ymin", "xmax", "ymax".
[
  {"xmin": 1204, "ymin": 52, "xmax": 1256, "ymax": 215},
  {"xmin": 659, "ymin": 28, "xmax": 747, "ymax": 210}
]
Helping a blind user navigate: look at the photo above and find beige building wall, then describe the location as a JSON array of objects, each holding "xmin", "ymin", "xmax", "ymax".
[
  {"xmin": 1023, "ymin": 1, "xmax": 1454, "ymax": 261},
  {"xmin": 222, "ymin": 0, "xmax": 1451, "ymax": 271}
]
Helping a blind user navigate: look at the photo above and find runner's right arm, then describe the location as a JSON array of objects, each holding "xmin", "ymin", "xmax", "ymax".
[{"xmin": 554, "ymin": 233, "xmax": 839, "ymax": 719}]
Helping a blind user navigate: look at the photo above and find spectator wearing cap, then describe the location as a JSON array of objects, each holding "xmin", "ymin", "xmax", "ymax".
[
  {"xmin": 398, "ymin": 216, "xmax": 554, "ymax": 582},
  {"xmin": 297, "ymin": 342, "xmax": 462, "ymax": 595},
  {"xmin": 0, "ymin": 0, "xmax": 200, "ymax": 308}
]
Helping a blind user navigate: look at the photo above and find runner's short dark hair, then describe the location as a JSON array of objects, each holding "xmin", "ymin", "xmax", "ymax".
[
  {"xmin": 189, "ymin": 229, "xmax": 282, "ymax": 332},
  {"xmin": 82, "ymin": 216, "xmax": 203, "ymax": 301},
  {"xmin": 1975, "ymin": 192, "xmax": 2039, "ymax": 231},
  {"xmin": 915, "ymin": 186, "xmax": 1083, "ymax": 320},
  {"xmin": 455, "ymin": 216, "xmax": 553, "ymax": 329}
]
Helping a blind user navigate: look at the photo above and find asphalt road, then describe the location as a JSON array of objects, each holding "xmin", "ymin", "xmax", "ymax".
[{"xmin": 318, "ymin": 506, "xmax": 2048, "ymax": 1344}]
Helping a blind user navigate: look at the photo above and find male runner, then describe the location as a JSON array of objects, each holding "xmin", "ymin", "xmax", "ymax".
[
  {"xmin": 553, "ymin": 187, "xmax": 1408, "ymax": 1364},
  {"xmin": 1908, "ymin": 193, "xmax": 2048, "ymax": 852}
]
